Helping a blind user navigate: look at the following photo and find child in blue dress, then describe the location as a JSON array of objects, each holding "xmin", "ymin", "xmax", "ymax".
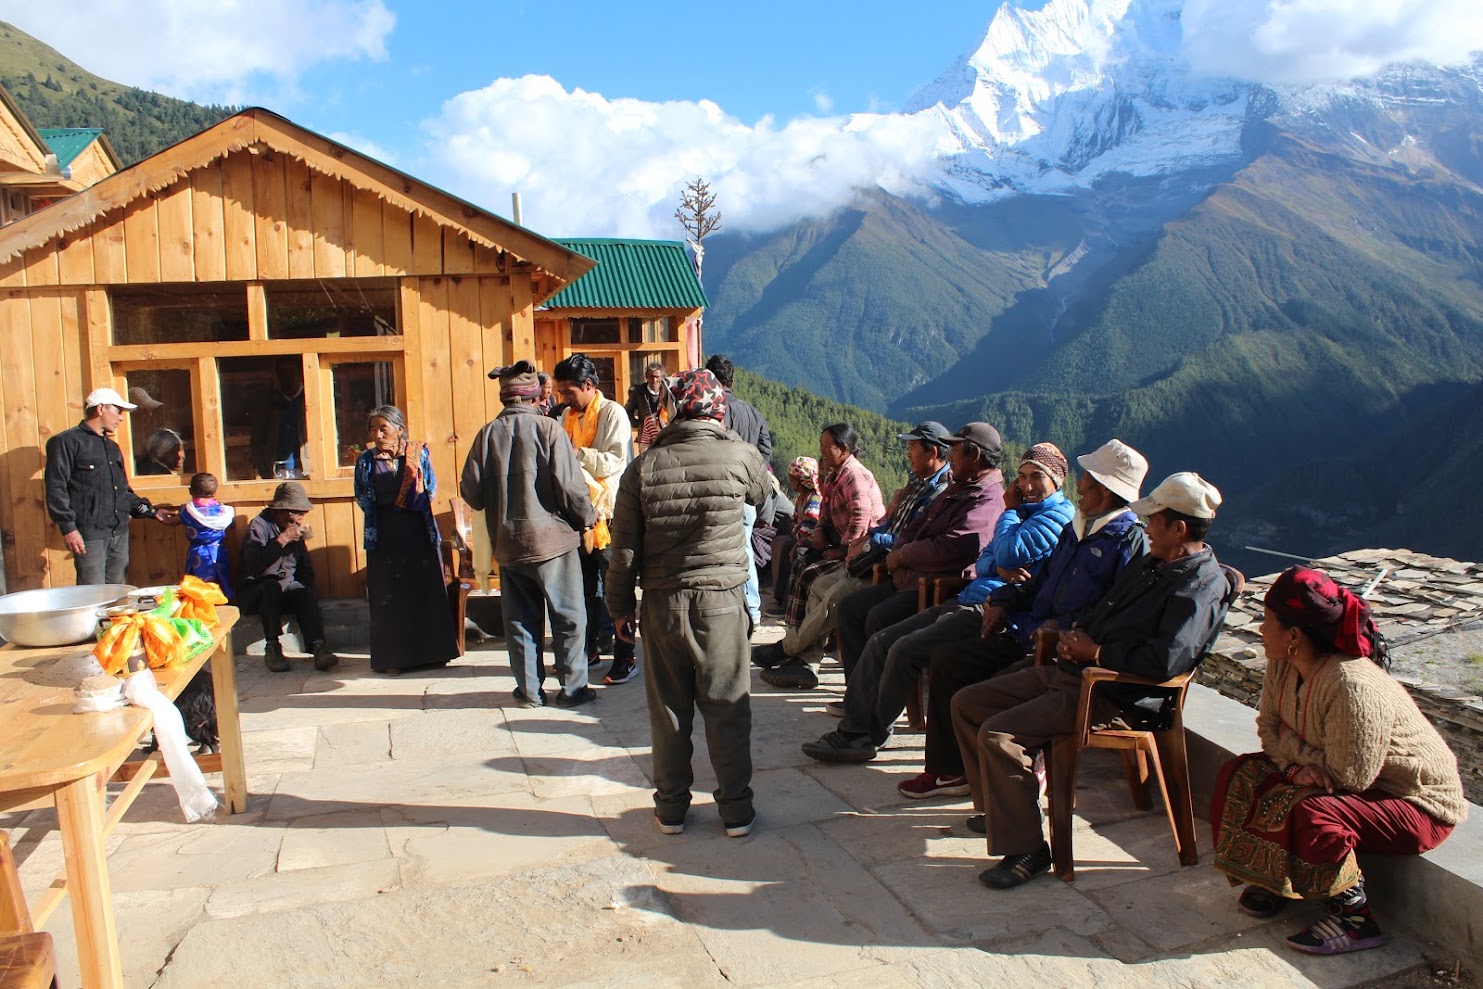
[{"xmin": 179, "ymin": 472, "xmax": 235, "ymax": 598}]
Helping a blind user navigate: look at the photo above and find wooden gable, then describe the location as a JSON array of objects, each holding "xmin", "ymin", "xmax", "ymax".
[{"xmin": 0, "ymin": 89, "xmax": 47, "ymax": 174}]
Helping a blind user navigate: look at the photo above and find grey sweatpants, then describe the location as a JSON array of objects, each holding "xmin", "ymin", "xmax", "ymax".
[{"xmin": 642, "ymin": 585, "xmax": 755, "ymax": 827}]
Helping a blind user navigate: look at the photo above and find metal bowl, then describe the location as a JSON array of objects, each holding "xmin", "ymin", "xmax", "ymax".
[{"xmin": 0, "ymin": 584, "xmax": 137, "ymax": 647}]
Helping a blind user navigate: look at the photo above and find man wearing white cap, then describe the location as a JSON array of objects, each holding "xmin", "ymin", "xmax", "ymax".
[
  {"xmin": 44, "ymin": 387, "xmax": 162, "ymax": 584},
  {"xmin": 948, "ymin": 470, "xmax": 1239, "ymax": 890}
]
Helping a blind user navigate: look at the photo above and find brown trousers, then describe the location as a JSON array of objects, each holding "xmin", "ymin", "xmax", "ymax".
[{"xmin": 949, "ymin": 664, "xmax": 1086, "ymax": 856}]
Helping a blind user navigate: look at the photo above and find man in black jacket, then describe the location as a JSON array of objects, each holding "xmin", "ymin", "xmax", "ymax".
[
  {"xmin": 44, "ymin": 387, "xmax": 161, "ymax": 584},
  {"xmin": 239, "ymin": 482, "xmax": 337, "ymax": 673},
  {"xmin": 949, "ymin": 472, "xmax": 1235, "ymax": 890},
  {"xmin": 705, "ymin": 354, "xmax": 773, "ymax": 627}
]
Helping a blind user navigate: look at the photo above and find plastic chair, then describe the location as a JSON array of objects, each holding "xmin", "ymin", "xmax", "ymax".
[{"xmin": 1035, "ymin": 564, "xmax": 1245, "ymax": 881}]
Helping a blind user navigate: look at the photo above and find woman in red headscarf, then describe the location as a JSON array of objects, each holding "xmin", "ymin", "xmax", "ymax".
[{"xmin": 1211, "ymin": 566, "xmax": 1466, "ymax": 955}]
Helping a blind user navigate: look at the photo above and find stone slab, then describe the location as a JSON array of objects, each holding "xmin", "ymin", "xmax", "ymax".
[{"xmin": 277, "ymin": 809, "xmax": 392, "ymax": 871}]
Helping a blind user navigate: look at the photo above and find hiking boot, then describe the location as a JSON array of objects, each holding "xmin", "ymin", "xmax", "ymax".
[
  {"xmin": 897, "ymin": 772, "xmax": 971, "ymax": 799},
  {"xmin": 978, "ymin": 841, "xmax": 1052, "ymax": 889},
  {"xmin": 801, "ymin": 729, "xmax": 879, "ymax": 764},
  {"xmin": 751, "ymin": 642, "xmax": 787, "ymax": 669},
  {"xmin": 760, "ymin": 657, "xmax": 819, "ymax": 689},
  {"xmin": 263, "ymin": 640, "xmax": 290, "ymax": 673},
  {"xmin": 311, "ymin": 639, "xmax": 339, "ymax": 671}
]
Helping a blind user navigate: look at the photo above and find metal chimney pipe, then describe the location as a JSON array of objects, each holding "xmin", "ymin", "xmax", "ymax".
[{"xmin": 512, "ymin": 192, "xmax": 523, "ymax": 226}]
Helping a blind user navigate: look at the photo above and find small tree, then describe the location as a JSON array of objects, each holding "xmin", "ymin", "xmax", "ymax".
[{"xmin": 675, "ymin": 177, "xmax": 722, "ymax": 356}]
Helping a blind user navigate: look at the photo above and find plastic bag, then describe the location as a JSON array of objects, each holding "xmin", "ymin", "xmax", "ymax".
[{"xmin": 123, "ymin": 669, "xmax": 218, "ymax": 823}]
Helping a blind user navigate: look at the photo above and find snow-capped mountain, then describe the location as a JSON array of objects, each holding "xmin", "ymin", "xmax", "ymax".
[{"xmin": 902, "ymin": 0, "xmax": 1252, "ymax": 201}]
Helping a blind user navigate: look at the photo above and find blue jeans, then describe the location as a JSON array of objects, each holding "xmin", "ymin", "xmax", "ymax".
[
  {"xmin": 500, "ymin": 549, "xmax": 587, "ymax": 702},
  {"xmin": 741, "ymin": 503, "xmax": 761, "ymax": 623}
]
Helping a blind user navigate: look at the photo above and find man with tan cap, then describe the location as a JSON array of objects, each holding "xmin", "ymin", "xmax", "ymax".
[
  {"xmin": 44, "ymin": 387, "xmax": 163, "ymax": 584},
  {"xmin": 898, "ymin": 438, "xmax": 1152, "ymax": 797},
  {"xmin": 948, "ymin": 470, "xmax": 1238, "ymax": 890}
]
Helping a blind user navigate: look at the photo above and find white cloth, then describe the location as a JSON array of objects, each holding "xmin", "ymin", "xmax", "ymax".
[{"xmin": 124, "ymin": 669, "xmax": 218, "ymax": 822}]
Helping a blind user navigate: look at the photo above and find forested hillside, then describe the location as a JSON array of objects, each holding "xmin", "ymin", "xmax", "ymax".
[
  {"xmin": 0, "ymin": 21, "xmax": 236, "ymax": 165},
  {"xmin": 733, "ymin": 368, "xmax": 1025, "ymax": 501}
]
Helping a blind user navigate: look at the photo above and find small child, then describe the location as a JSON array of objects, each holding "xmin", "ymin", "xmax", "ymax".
[{"xmin": 179, "ymin": 472, "xmax": 235, "ymax": 599}]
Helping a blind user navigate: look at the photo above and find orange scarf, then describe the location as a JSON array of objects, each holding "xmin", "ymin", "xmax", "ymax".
[{"xmin": 563, "ymin": 392, "xmax": 612, "ymax": 550}]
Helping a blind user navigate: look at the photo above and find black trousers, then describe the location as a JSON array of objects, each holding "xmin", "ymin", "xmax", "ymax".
[
  {"xmin": 924, "ymin": 634, "xmax": 1032, "ymax": 776},
  {"xmin": 834, "ymin": 584, "xmax": 917, "ymax": 681},
  {"xmin": 240, "ymin": 581, "xmax": 326, "ymax": 647}
]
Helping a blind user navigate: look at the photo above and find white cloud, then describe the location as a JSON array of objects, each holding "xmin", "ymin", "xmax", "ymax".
[
  {"xmin": 1182, "ymin": 0, "xmax": 1483, "ymax": 84},
  {"xmin": 5, "ymin": 0, "xmax": 394, "ymax": 102},
  {"xmin": 812, "ymin": 90, "xmax": 835, "ymax": 113},
  {"xmin": 419, "ymin": 75, "xmax": 949, "ymax": 239},
  {"xmin": 328, "ymin": 131, "xmax": 397, "ymax": 165}
]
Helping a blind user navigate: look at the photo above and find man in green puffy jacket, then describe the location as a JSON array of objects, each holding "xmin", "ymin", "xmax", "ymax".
[{"xmin": 607, "ymin": 369, "xmax": 770, "ymax": 838}]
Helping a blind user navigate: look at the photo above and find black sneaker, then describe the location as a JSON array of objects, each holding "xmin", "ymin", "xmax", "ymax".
[
  {"xmin": 311, "ymin": 639, "xmax": 339, "ymax": 672},
  {"xmin": 588, "ymin": 652, "xmax": 606, "ymax": 670},
  {"xmin": 604, "ymin": 659, "xmax": 639, "ymax": 685},
  {"xmin": 655, "ymin": 812, "xmax": 685, "ymax": 835},
  {"xmin": 760, "ymin": 657, "xmax": 819, "ymax": 689},
  {"xmin": 978, "ymin": 842, "xmax": 1052, "ymax": 889},
  {"xmin": 725, "ymin": 814, "xmax": 756, "ymax": 838},
  {"xmin": 596, "ymin": 633, "xmax": 615, "ymax": 656},
  {"xmin": 751, "ymin": 642, "xmax": 787, "ymax": 669},
  {"xmin": 1286, "ymin": 908, "xmax": 1387, "ymax": 955},
  {"xmin": 263, "ymin": 641, "xmax": 290, "ymax": 673},
  {"xmin": 800, "ymin": 729, "xmax": 878, "ymax": 763},
  {"xmin": 553, "ymin": 686, "xmax": 598, "ymax": 708}
]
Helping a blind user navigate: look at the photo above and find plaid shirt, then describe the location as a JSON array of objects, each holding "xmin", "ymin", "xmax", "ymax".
[{"xmin": 818, "ymin": 455, "xmax": 884, "ymax": 547}]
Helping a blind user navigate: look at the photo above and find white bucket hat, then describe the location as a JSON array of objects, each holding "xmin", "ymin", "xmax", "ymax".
[
  {"xmin": 1129, "ymin": 472, "xmax": 1223, "ymax": 520},
  {"xmin": 1076, "ymin": 439, "xmax": 1148, "ymax": 504}
]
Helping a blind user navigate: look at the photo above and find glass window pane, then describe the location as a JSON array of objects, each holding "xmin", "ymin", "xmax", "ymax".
[
  {"xmin": 112, "ymin": 284, "xmax": 249, "ymax": 346},
  {"xmin": 125, "ymin": 368, "xmax": 196, "ymax": 478},
  {"xmin": 627, "ymin": 318, "xmax": 643, "ymax": 344},
  {"xmin": 570, "ymin": 318, "xmax": 621, "ymax": 345},
  {"xmin": 267, "ymin": 278, "xmax": 398, "ymax": 339},
  {"xmin": 590, "ymin": 356, "xmax": 616, "ymax": 400},
  {"xmin": 218, "ymin": 356, "xmax": 309, "ymax": 481},
  {"xmin": 332, "ymin": 362, "xmax": 396, "ymax": 467}
]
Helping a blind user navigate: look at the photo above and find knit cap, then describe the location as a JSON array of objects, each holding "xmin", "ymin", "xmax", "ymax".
[{"xmin": 1021, "ymin": 442, "xmax": 1069, "ymax": 487}]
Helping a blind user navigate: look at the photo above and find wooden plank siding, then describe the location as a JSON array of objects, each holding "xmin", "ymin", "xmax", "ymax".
[{"xmin": 0, "ymin": 152, "xmax": 556, "ymax": 590}]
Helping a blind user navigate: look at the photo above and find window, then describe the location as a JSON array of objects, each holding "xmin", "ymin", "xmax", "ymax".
[
  {"xmin": 570, "ymin": 317, "xmax": 621, "ymax": 345},
  {"xmin": 590, "ymin": 356, "xmax": 617, "ymax": 399},
  {"xmin": 125, "ymin": 368, "xmax": 196, "ymax": 479},
  {"xmin": 330, "ymin": 361, "xmax": 396, "ymax": 467},
  {"xmin": 218, "ymin": 356, "xmax": 308, "ymax": 481},
  {"xmin": 267, "ymin": 278, "xmax": 398, "ymax": 339},
  {"xmin": 112, "ymin": 284, "xmax": 250, "ymax": 346},
  {"xmin": 627, "ymin": 316, "xmax": 673, "ymax": 344}
]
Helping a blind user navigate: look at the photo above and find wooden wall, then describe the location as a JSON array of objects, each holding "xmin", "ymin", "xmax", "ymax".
[{"xmin": 0, "ymin": 148, "xmax": 545, "ymax": 593}]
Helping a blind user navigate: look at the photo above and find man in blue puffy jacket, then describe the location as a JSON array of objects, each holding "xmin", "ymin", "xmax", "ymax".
[
  {"xmin": 898, "ymin": 438, "xmax": 1150, "ymax": 797},
  {"xmin": 802, "ymin": 442, "xmax": 1075, "ymax": 764}
]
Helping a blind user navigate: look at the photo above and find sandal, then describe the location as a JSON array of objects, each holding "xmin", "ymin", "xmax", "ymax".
[{"xmin": 1237, "ymin": 885, "xmax": 1287, "ymax": 919}]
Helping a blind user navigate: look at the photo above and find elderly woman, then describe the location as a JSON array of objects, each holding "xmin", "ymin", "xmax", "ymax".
[
  {"xmin": 1212, "ymin": 567, "xmax": 1466, "ymax": 955},
  {"xmin": 135, "ymin": 428, "xmax": 185, "ymax": 475},
  {"xmin": 768, "ymin": 456, "xmax": 821, "ymax": 611},
  {"xmin": 353, "ymin": 405, "xmax": 461, "ymax": 676}
]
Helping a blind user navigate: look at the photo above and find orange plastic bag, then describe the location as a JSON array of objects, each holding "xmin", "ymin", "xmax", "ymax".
[
  {"xmin": 92, "ymin": 614, "xmax": 187, "ymax": 676},
  {"xmin": 175, "ymin": 576, "xmax": 227, "ymax": 627}
]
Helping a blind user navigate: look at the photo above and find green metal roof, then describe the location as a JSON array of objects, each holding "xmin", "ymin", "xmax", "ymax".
[
  {"xmin": 37, "ymin": 128, "xmax": 104, "ymax": 169},
  {"xmin": 545, "ymin": 238, "xmax": 707, "ymax": 310}
]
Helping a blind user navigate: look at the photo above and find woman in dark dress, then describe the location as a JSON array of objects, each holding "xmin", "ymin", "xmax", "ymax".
[{"xmin": 353, "ymin": 405, "xmax": 460, "ymax": 675}]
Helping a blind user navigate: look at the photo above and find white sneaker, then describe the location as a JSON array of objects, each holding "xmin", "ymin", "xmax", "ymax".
[{"xmin": 724, "ymin": 815, "xmax": 755, "ymax": 838}]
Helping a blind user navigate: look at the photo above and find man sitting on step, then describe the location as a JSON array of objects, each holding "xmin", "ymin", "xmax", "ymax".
[{"xmin": 239, "ymin": 481, "xmax": 338, "ymax": 674}]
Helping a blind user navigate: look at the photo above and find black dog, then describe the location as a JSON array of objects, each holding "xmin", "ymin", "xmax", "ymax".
[{"xmin": 147, "ymin": 667, "xmax": 219, "ymax": 755}]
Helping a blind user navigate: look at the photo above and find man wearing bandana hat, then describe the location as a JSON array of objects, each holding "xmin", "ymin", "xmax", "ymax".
[
  {"xmin": 607, "ymin": 369, "xmax": 771, "ymax": 837},
  {"xmin": 461, "ymin": 361, "xmax": 598, "ymax": 708}
]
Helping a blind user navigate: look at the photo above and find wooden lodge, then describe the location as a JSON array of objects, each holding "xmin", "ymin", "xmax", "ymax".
[
  {"xmin": 0, "ymin": 107, "xmax": 596, "ymax": 595},
  {"xmin": 0, "ymin": 88, "xmax": 110, "ymax": 225},
  {"xmin": 535, "ymin": 238, "xmax": 706, "ymax": 400}
]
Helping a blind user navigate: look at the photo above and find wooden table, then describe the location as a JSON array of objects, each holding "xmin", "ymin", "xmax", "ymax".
[{"xmin": 0, "ymin": 607, "xmax": 245, "ymax": 989}]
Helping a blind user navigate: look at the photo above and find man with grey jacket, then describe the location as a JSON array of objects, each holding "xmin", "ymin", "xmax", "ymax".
[
  {"xmin": 461, "ymin": 361, "xmax": 597, "ymax": 708},
  {"xmin": 608, "ymin": 369, "xmax": 770, "ymax": 837}
]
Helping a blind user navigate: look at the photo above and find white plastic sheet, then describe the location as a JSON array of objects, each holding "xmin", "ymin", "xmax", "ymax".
[{"xmin": 124, "ymin": 669, "xmax": 219, "ymax": 822}]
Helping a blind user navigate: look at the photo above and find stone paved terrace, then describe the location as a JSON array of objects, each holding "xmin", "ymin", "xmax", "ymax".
[{"xmin": 2, "ymin": 620, "xmax": 1445, "ymax": 988}]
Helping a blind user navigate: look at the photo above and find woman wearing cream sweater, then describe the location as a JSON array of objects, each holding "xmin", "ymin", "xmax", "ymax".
[{"xmin": 1211, "ymin": 566, "xmax": 1466, "ymax": 955}]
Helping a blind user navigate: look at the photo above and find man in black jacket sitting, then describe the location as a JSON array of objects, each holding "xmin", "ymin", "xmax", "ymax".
[{"xmin": 949, "ymin": 472, "xmax": 1235, "ymax": 890}]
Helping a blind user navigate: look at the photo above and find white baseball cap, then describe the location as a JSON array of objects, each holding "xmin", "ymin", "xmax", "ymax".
[
  {"xmin": 1129, "ymin": 472, "xmax": 1222, "ymax": 520},
  {"xmin": 84, "ymin": 387, "xmax": 137, "ymax": 411}
]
